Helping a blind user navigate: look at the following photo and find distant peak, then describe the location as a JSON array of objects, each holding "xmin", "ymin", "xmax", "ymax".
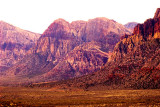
[
  {"xmin": 154, "ymin": 8, "xmax": 160, "ymax": 18},
  {"xmin": 124, "ymin": 22, "xmax": 138, "ymax": 25},
  {"xmin": 42, "ymin": 18, "xmax": 71, "ymax": 36}
]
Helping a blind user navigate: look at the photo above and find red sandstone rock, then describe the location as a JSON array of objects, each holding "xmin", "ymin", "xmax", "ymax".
[
  {"xmin": 154, "ymin": 8, "xmax": 160, "ymax": 19},
  {"xmin": 0, "ymin": 17, "xmax": 131, "ymax": 84},
  {"xmin": 42, "ymin": 8, "xmax": 160, "ymax": 90}
]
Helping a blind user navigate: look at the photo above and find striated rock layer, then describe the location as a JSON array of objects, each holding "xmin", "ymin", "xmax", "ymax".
[{"xmin": 0, "ymin": 18, "xmax": 131, "ymax": 85}]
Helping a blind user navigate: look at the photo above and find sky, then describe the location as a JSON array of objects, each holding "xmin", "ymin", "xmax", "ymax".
[{"xmin": 0, "ymin": 0, "xmax": 160, "ymax": 34}]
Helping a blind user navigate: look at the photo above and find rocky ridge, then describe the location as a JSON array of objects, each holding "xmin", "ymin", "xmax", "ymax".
[
  {"xmin": 35, "ymin": 8, "xmax": 160, "ymax": 90},
  {"xmin": 0, "ymin": 18, "xmax": 131, "ymax": 85}
]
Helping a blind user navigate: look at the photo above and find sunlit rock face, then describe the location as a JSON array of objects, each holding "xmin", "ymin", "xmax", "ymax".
[{"xmin": 154, "ymin": 8, "xmax": 160, "ymax": 19}]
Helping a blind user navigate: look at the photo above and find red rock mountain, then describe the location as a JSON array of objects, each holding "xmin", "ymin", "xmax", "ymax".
[
  {"xmin": 37, "ymin": 8, "xmax": 160, "ymax": 90},
  {"xmin": 0, "ymin": 18, "xmax": 131, "ymax": 85},
  {"xmin": 0, "ymin": 21, "xmax": 40, "ymax": 72}
]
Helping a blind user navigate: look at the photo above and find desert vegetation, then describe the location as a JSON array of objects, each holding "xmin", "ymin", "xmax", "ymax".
[{"xmin": 0, "ymin": 86, "xmax": 160, "ymax": 106}]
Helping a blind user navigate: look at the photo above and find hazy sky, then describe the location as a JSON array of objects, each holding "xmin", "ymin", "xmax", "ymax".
[{"xmin": 0, "ymin": 0, "xmax": 159, "ymax": 34}]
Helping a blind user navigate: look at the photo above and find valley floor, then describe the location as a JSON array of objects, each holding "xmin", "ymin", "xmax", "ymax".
[{"xmin": 0, "ymin": 86, "xmax": 160, "ymax": 107}]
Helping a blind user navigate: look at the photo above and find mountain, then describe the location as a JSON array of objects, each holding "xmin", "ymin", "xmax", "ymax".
[
  {"xmin": 0, "ymin": 18, "xmax": 131, "ymax": 85},
  {"xmin": 0, "ymin": 21, "xmax": 40, "ymax": 72},
  {"xmin": 124, "ymin": 22, "xmax": 138, "ymax": 32},
  {"xmin": 36, "ymin": 8, "xmax": 160, "ymax": 90}
]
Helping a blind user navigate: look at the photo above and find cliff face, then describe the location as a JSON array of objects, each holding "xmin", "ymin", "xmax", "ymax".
[
  {"xmin": 105, "ymin": 16, "xmax": 160, "ymax": 89},
  {"xmin": 133, "ymin": 18, "xmax": 160, "ymax": 37},
  {"xmin": 42, "ymin": 9, "xmax": 160, "ymax": 90},
  {"xmin": 0, "ymin": 18, "xmax": 131, "ymax": 84},
  {"xmin": 0, "ymin": 21, "xmax": 40, "ymax": 71},
  {"xmin": 33, "ymin": 17, "xmax": 130, "ymax": 59},
  {"xmin": 154, "ymin": 8, "xmax": 160, "ymax": 19},
  {"xmin": 39, "ymin": 42, "xmax": 109, "ymax": 81},
  {"xmin": 112, "ymin": 17, "xmax": 160, "ymax": 63}
]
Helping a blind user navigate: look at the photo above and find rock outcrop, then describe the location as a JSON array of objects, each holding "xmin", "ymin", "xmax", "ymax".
[
  {"xmin": 133, "ymin": 18, "xmax": 160, "ymax": 37},
  {"xmin": 154, "ymin": 8, "xmax": 160, "ymax": 19}
]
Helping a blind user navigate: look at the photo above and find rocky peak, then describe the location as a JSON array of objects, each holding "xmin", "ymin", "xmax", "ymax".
[
  {"xmin": 133, "ymin": 17, "xmax": 160, "ymax": 39},
  {"xmin": 132, "ymin": 8, "xmax": 160, "ymax": 37},
  {"xmin": 84, "ymin": 17, "xmax": 131, "ymax": 43},
  {"xmin": 112, "ymin": 9, "xmax": 160, "ymax": 63},
  {"xmin": 42, "ymin": 18, "xmax": 71, "ymax": 38},
  {"xmin": 154, "ymin": 8, "xmax": 160, "ymax": 19}
]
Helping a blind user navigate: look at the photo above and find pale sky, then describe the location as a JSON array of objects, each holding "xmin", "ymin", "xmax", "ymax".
[{"xmin": 0, "ymin": 0, "xmax": 159, "ymax": 34}]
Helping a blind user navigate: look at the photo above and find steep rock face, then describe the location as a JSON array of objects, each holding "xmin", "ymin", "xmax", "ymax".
[
  {"xmin": 154, "ymin": 8, "xmax": 160, "ymax": 19},
  {"xmin": 133, "ymin": 18, "xmax": 160, "ymax": 38},
  {"xmin": 124, "ymin": 22, "xmax": 138, "ymax": 32},
  {"xmin": 43, "ymin": 19, "xmax": 72, "ymax": 39},
  {"xmin": 0, "ymin": 18, "xmax": 131, "ymax": 85},
  {"xmin": 105, "ymin": 16, "xmax": 160, "ymax": 89},
  {"xmin": 42, "ymin": 10, "xmax": 160, "ymax": 90},
  {"xmin": 0, "ymin": 21, "xmax": 40, "ymax": 71},
  {"xmin": 112, "ymin": 17, "xmax": 160, "ymax": 62},
  {"xmin": 39, "ymin": 42, "xmax": 109, "ymax": 81},
  {"xmin": 105, "ymin": 17, "xmax": 160, "ymax": 88}
]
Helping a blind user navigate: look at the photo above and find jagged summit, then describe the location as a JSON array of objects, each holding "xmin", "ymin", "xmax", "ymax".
[
  {"xmin": 42, "ymin": 18, "xmax": 71, "ymax": 37},
  {"xmin": 154, "ymin": 8, "xmax": 160, "ymax": 18}
]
